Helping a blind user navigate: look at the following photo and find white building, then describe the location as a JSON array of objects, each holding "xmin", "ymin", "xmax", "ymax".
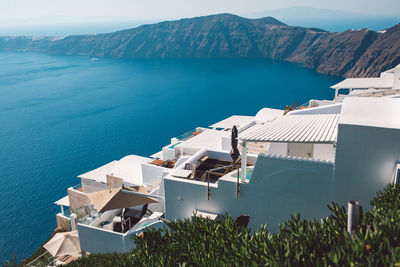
[
  {"xmin": 163, "ymin": 95, "xmax": 400, "ymax": 232},
  {"xmin": 331, "ymin": 64, "xmax": 400, "ymax": 100},
  {"xmin": 53, "ymin": 64, "xmax": 400, "ymax": 254}
]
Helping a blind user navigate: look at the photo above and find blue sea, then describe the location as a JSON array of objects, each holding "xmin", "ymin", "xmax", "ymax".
[{"xmin": 0, "ymin": 52, "xmax": 341, "ymax": 264}]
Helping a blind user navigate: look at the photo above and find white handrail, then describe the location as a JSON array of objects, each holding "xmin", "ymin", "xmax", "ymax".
[{"xmin": 26, "ymin": 251, "xmax": 54, "ymax": 267}]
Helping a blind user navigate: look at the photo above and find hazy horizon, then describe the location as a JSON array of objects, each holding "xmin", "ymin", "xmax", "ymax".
[
  {"xmin": 1, "ymin": 1, "xmax": 399, "ymax": 26},
  {"xmin": 0, "ymin": 2, "xmax": 398, "ymax": 36},
  {"xmin": 0, "ymin": 10, "xmax": 398, "ymax": 37}
]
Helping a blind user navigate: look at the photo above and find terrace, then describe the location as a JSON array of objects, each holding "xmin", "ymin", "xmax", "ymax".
[
  {"xmin": 69, "ymin": 180, "xmax": 164, "ymax": 230},
  {"xmin": 77, "ymin": 190, "xmax": 165, "ymax": 254},
  {"xmin": 59, "ymin": 182, "xmax": 166, "ymax": 254},
  {"xmin": 170, "ymin": 149, "xmax": 256, "ymax": 184},
  {"xmin": 177, "ymin": 157, "xmax": 240, "ymax": 183},
  {"xmin": 83, "ymin": 203, "xmax": 159, "ymax": 234}
]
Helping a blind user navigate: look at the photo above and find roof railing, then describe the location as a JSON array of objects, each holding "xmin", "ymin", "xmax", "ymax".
[
  {"xmin": 203, "ymin": 164, "xmax": 239, "ymax": 200},
  {"xmin": 175, "ymin": 128, "xmax": 197, "ymax": 141}
]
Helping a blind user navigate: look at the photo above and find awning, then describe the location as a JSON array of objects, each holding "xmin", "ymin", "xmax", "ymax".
[
  {"xmin": 85, "ymin": 187, "xmax": 158, "ymax": 213},
  {"xmin": 54, "ymin": 195, "xmax": 70, "ymax": 207},
  {"xmin": 331, "ymin": 77, "xmax": 393, "ymax": 89},
  {"xmin": 240, "ymin": 114, "xmax": 339, "ymax": 143}
]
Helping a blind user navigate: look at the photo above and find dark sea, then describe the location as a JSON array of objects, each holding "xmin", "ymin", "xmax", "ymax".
[{"xmin": 0, "ymin": 52, "xmax": 340, "ymax": 264}]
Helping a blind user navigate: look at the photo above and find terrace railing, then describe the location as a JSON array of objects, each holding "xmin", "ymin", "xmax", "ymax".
[
  {"xmin": 175, "ymin": 128, "xmax": 197, "ymax": 141},
  {"xmin": 26, "ymin": 251, "xmax": 55, "ymax": 267},
  {"xmin": 203, "ymin": 164, "xmax": 239, "ymax": 200}
]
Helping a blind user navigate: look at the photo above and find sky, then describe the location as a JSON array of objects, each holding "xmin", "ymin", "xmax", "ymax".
[{"xmin": 0, "ymin": 0, "xmax": 399, "ymax": 25}]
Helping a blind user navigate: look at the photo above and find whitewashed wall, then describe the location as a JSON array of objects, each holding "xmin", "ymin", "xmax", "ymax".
[
  {"xmin": 288, "ymin": 103, "xmax": 342, "ymax": 115},
  {"xmin": 164, "ymin": 154, "xmax": 334, "ymax": 232},
  {"xmin": 78, "ymin": 220, "xmax": 165, "ymax": 254},
  {"xmin": 268, "ymin": 142, "xmax": 287, "ymax": 155},
  {"xmin": 78, "ymin": 224, "xmax": 126, "ymax": 253},
  {"xmin": 333, "ymin": 124, "xmax": 400, "ymax": 208},
  {"xmin": 221, "ymin": 136, "xmax": 231, "ymax": 151},
  {"xmin": 141, "ymin": 163, "xmax": 168, "ymax": 185},
  {"xmin": 313, "ymin": 144, "xmax": 335, "ymax": 161},
  {"xmin": 162, "ymin": 147, "xmax": 175, "ymax": 160},
  {"xmin": 267, "ymin": 142, "xmax": 334, "ymax": 161}
]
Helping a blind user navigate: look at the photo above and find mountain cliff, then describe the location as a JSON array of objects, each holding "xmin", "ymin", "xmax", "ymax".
[{"xmin": 0, "ymin": 14, "xmax": 399, "ymax": 77}]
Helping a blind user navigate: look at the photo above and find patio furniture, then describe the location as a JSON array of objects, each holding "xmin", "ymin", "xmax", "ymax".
[
  {"xmin": 150, "ymin": 159, "xmax": 164, "ymax": 166},
  {"xmin": 56, "ymin": 254, "xmax": 79, "ymax": 265}
]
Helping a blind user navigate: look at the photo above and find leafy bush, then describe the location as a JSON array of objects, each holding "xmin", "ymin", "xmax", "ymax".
[
  {"xmin": 283, "ymin": 104, "xmax": 298, "ymax": 115},
  {"xmin": 69, "ymin": 184, "xmax": 400, "ymax": 266}
]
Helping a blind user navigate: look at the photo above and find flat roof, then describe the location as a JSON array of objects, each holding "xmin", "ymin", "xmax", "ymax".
[
  {"xmin": 111, "ymin": 155, "xmax": 151, "ymax": 186},
  {"xmin": 54, "ymin": 195, "xmax": 69, "ymax": 207},
  {"xmin": 209, "ymin": 115, "xmax": 254, "ymax": 130},
  {"xmin": 176, "ymin": 129, "xmax": 229, "ymax": 151},
  {"xmin": 331, "ymin": 77, "xmax": 393, "ymax": 89},
  {"xmin": 240, "ymin": 114, "xmax": 339, "ymax": 143},
  {"xmin": 339, "ymin": 97, "xmax": 400, "ymax": 129},
  {"xmin": 78, "ymin": 160, "xmax": 118, "ymax": 183},
  {"xmin": 77, "ymin": 155, "xmax": 151, "ymax": 186}
]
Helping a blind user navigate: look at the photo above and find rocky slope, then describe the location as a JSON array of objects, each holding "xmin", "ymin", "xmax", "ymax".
[{"xmin": 0, "ymin": 14, "xmax": 399, "ymax": 77}]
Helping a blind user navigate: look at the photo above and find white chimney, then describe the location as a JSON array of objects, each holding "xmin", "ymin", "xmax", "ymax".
[{"xmin": 393, "ymin": 64, "xmax": 400, "ymax": 89}]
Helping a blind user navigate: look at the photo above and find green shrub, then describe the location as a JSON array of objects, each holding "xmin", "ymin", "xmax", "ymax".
[
  {"xmin": 69, "ymin": 184, "xmax": 400, "ymax": 266},
  {"xmin": 65, "ymin": 253, "xmax": 133, "ymax": 267}
]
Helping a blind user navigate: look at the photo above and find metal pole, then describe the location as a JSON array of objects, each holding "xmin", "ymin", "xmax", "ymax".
[
  {"xmin": 241, "ymin": 142, "xmax": 247, "ymax": 183},
  {"xmin": 236, "ymin": 167, "xmax": 240, "ymax": 198},
  {"xmin": 207, "ymin": 171, "xmax": 210, "ymax": 200},
  {"xmin": 203, "ymin": 165, "xmax": 236, "ymax": 200},
  {"xmin": 347, "ymin": 200, "xmax": 361, "ymax": 234}
]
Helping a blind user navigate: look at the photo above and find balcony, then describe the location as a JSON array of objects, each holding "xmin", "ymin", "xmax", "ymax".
[{"xmin": 78, "ymin": 209, "xmax": 164, "ymax": 254}]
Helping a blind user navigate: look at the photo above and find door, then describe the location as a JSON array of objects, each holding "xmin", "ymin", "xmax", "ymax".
[{"xmin": 287, "ymin": 143, "xmax": 314, "ymax": 158}]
